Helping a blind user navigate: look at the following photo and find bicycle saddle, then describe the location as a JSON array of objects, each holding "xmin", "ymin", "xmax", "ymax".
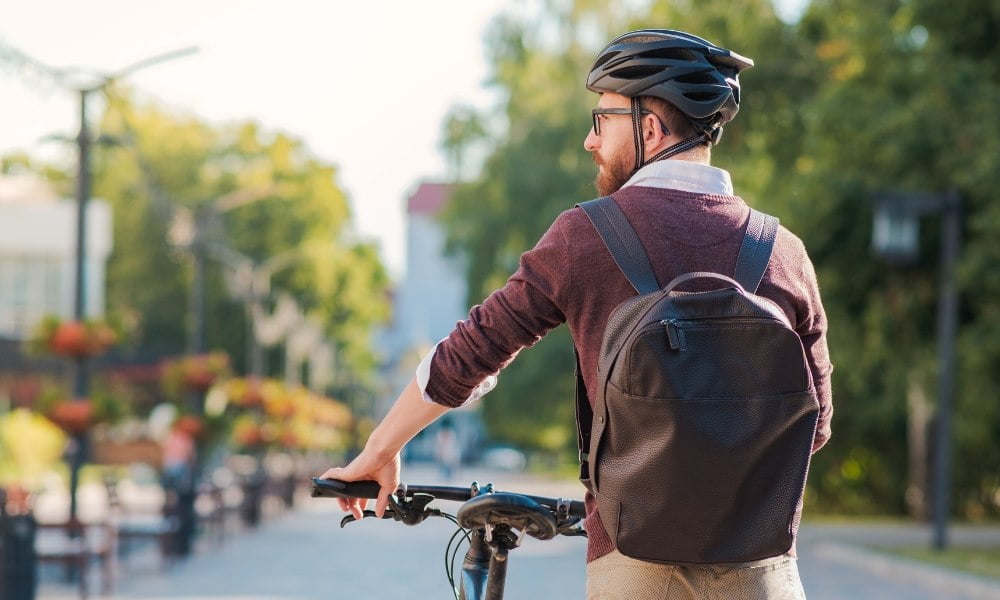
[{"xmin": 457, "ymin": 492, "xmax": 558, "ymax": 541}]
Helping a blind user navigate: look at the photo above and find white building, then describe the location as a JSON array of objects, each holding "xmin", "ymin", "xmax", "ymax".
[
  {"xmin": 0, "ymin": 175, "xmax": 112, "ymax": 340},
  {"xmin": 377, "ymin": 182, "xmax": 484, "ymax": 467},
  {"xmin": 390, "ymin": 182, "xmax": 468, "ymax": 355}
]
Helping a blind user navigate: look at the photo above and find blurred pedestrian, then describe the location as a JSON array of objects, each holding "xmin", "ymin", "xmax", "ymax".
[{"xmin": 434, "ymin": 420, "xmax": 460, "ymax": 481}]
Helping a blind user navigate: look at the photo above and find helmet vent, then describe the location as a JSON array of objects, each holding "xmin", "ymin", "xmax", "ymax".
[
  {"xmin": 611, "ymin": 65, "xmax": 661, "ymax": 80},
  {"xmin": 640, "ymin": 48, "xmax": 696, "ymax": 62},
  {"xmin": 684, "ymin": 91, "xmax": 720, "ymax": 101},
  {"xmin": 673, "ymin": 73, "xmax": 718, "ymax": 85},
  {"xmin": 592, "ymin": 51, "xmax": 620, "ymax": 70}
]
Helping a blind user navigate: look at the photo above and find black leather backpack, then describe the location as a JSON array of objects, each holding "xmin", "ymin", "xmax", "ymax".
[{"xmin": 575, "ymin": 196, "xmax": 820, "ymax": 565}]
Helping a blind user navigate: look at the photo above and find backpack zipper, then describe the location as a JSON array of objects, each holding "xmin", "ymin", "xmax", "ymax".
[
  {"xmin": 663, "ymin": 319, "xmax": 683, "ymax": 350},
  {"xmin": 660, "ymin": 316, "xmax": 786, "ymax": 351}
]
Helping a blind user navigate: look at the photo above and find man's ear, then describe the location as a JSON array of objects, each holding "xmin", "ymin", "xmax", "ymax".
[
  {"xmin": 643, "ymin": 113, "xmax": 668, "ymax": 143},
  {"xmin": 643, "ymin": 113, "xmax": 671, "ymax": 157}
]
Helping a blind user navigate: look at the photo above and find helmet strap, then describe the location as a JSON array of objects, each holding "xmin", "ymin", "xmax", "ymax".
[
  {"xmin": 646, "ymin": 134, "xmax": 708, "ymax": 163},
  {"xmin": 629, "ymin": 97, "xmax": 645, "ymax": 174}
]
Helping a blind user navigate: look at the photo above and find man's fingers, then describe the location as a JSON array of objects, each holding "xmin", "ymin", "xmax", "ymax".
[
  {"xmin": 375, "ymin": 489, "xmax": 391, "ymax": 518},
  {"xmin": 354, "ymin": 499, "xmax": 365, "ymax": 521},
  {"xmin": 321, "ymin": 466, "xmax": 350, "ymax": 481}
]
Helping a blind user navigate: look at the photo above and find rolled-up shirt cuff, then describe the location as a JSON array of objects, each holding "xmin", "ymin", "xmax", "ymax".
[{"xmin": 416, "ymin": 340, "xmax": 498, "ymax": 406}]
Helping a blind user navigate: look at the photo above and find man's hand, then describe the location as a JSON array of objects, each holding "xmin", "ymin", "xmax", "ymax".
[
  {"xmin": 319, "ymin": 450, "xmax": 401, "ymax": 521},
  {"xmin": 318, "ymin": 376, "xmax": 448, "ymax": 521},
  {"xmin": 811, "ymin": 424, "xmax": 831, "ymax": 454}
]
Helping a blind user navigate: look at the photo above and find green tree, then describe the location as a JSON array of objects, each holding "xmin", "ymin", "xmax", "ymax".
[
  {"xmin": 90, "ymin": 90, "xmax": 390, "ymax": 384},
  {"xmin": 794, "ymin": 0, "xmax": 1000, "ymax": 517}
]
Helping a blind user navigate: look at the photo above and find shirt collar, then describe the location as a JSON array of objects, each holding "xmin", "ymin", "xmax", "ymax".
[{"xmin": 621, "ymin": 159, "xmax": 733, "ymax": 196}]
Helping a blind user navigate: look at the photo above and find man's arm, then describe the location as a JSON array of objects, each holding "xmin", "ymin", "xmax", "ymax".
[
  {"xmin": 795, "ymin": 243, "xmax": 833, "ymax": 453},
  {"xmin": 320, "ymin": 210, "xmax": 572, "ymax": 516}
]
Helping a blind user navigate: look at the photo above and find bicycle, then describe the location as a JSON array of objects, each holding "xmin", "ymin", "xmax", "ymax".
[{"xmin": 310, "ymin": 477, "xmax": 587, "ymax": 600}]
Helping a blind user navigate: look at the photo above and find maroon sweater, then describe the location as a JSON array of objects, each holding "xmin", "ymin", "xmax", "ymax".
[{"xmin": 426, "ymin": 185, "xmax": 833, "ymax": 562}]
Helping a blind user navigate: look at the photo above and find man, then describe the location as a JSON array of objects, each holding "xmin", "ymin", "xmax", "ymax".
[{"xmin": 322, "ymin": 29, "xmax": 831, "ymax": 598}]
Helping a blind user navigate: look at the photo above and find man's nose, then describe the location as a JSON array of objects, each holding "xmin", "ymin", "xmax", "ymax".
[{"xmin": 584, "ymin": 127, "xmax": 600, "ymax": 152}]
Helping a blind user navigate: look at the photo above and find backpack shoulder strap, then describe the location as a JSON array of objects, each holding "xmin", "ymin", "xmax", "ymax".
[
  {"xmin": 577, "ymin": 197, "xmax": 660, "ymax": 295},
  {"xmin": 734, "ymin": 209, "xmax": 780, "ymax": 293}
]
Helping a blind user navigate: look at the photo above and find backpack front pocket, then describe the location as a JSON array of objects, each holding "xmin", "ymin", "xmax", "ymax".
[{"xmin": 594, "ymin": 385, "xmax": 818, "ymax": 564}]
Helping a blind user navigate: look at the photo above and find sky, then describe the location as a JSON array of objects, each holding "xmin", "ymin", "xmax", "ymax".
[
  {"xmin": 1, "ymin": 0, "xmax": 807, "ymax": 281},
  {"xmin": 0, "ymin": 0, "xmax": 509, "ymax": 280}
]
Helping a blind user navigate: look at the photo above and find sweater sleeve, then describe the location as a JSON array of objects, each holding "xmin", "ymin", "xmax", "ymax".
[
  {"xmin": 424, "ymin": 212, "xmax": 571, "ymax": 408},
  {"xmin": 794, "ymin": 241, "xmax": 834, "ymax": 452}
]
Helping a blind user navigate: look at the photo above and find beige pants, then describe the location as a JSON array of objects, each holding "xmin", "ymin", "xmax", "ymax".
[{"xmin": 586, "ymin": 550, "xmax": 807, "ymax": 600}]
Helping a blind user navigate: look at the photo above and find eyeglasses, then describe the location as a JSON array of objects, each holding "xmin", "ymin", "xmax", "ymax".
[{"xmin": 591, "ymin": 108, "xmax": 668, "ymax": 136}]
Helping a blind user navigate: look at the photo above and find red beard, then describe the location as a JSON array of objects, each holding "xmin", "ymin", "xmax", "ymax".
[{"xmin": 593, "ymin": 143, "xmax": 634, "ymax": 196}]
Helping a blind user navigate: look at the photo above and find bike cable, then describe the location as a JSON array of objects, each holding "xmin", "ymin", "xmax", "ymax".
[{"xmin": 439, "ymin": 512, "xmax": 469, "ymax": 600}]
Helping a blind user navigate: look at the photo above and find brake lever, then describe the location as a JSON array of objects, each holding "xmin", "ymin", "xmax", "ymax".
[
  {"xmin": 338, "ymin": 492, "xmax": 440, "ymax": 528},
  {"xmin": 388, "ymin": 492, "xmax": 437, "ymax": 525},
  {"xmin": 339, "ymin": 509, "xmax": 394, "ymax": 528}
]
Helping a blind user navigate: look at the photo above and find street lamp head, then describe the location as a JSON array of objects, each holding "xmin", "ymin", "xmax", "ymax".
[
  {"xmin": 872, "ymin": 190, "xmax": 958, "ymax": 265},
  {"xmin": 873, "ymin": 203, "xmax": 920, "ymax": 264},
  {"xmin": 111, "ymin": 46, "xmax": 199, "ymax": 81}
]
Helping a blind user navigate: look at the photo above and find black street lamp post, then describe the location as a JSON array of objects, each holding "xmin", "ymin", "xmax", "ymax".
[
  {"xmin": 872, "ymin": 189, "xmax": 962, "ymax": 550},
  {"xmin": 1, "ymin": 42, "xmax": 198, "ymax": 522},
  {"xmin": 64, "ymin": 48, "xmax": 199, "ymax": 524},
  {"xmin": 68, "ymin": 86, "xmax": 94, "ymax": 523}
]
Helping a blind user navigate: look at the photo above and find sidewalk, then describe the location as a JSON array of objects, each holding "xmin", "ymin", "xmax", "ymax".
[
  {"xmin": 797, "ymin": 522, "xmax": 1000, "ymax": 600},
  {"xmin": 34, "ymin": 468, "xmax": 1000, "ymax": 599}
]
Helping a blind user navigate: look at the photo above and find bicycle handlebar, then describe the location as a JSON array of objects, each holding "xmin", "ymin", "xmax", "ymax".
[
  {"xmin": 311, "ymin": 477, "xmax": 586, "ymax": 518},
  {"xmin": 310, "ymin": 478, "xmax": 382, "ymax": 499}
]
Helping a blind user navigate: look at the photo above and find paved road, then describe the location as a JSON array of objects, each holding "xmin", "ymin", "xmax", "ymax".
[{"xmin": 37, "ymin": 467, "xmax": 1000, "ymax": 599}]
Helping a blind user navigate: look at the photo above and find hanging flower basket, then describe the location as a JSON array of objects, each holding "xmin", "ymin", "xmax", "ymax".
[
  {"xmin": 32, "ymin": 317, "xmax": 119, "ymax": 359},
  {"xmin": 47, "ymin": 400, "xmax": 95, "ymax": 434}
]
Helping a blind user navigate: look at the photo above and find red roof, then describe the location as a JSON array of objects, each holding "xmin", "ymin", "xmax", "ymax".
[{"xmin": 407, "ymin": 182, "xmax": 452, "ymax": 215}]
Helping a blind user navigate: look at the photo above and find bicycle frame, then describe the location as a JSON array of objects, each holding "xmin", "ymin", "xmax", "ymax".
[{"xmin": 458, "ymin": 529, "xmax": 494, "ymax": 600}]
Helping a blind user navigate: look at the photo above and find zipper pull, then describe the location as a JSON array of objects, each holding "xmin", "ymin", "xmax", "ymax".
[{"xmin": 661, "ymin": 319, "xmax": 683, "ymax": 350}]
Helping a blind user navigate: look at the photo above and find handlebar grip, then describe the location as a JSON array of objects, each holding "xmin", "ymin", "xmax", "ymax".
[{"xmin": 311, "ymin": 477, "xmax": 382, "ymax": 499}]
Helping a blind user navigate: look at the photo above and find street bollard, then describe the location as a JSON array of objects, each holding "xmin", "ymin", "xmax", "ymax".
[
  {"xmin": 1, "ymin": 489, "xmax": 39, "ymax": 600},
  {"xmin": 239, "ymin": 474, "xmax": 264, "ymax": 527}
]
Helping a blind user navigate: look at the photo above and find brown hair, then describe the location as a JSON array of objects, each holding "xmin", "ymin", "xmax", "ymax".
[{"xmin": 640, "ymin": 96, "xmax": 711, "ymax": 160}]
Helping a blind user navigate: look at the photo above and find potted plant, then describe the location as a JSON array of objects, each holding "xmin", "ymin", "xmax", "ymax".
[
  {"xmin": 226, "ymin": 377, "xmax": 266, "ymax": 408},
  {"xmin": 162, "ymin": 351, "xmax": 231, "ymax": 395},
  {"xmin": 231, "ymin": 415, "xmax": 271, "ymax": 451},
  {"xmin": 173, "ymin": 414, "xmax": 205, "ymax": 438}
]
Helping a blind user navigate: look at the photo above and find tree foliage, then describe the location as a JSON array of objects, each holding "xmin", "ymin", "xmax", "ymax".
[
  {"xmin": 441, "ymin": 0, "xmax": 1000, "ymax": 517},
  {"xmin": 9, "ymin": 90, "xmax": 390, "ymax": 387}
]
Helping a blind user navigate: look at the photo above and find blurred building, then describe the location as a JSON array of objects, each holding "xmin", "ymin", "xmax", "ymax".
[
  {"xmin": 376, "ymin": 182, "xmax": 484, "ymax": 466},
  {"xmin": 384, "ymin": 182, "xmax": 467, "ymax": 358},
  {"xmin": 0, "ymin": 174, "xmax": 112, "ymax": 342}
]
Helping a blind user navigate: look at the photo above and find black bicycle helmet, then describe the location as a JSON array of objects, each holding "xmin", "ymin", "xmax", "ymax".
[{"xmin": 587, "ymin": 29, "xmax": 754, "ymax": 167}]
